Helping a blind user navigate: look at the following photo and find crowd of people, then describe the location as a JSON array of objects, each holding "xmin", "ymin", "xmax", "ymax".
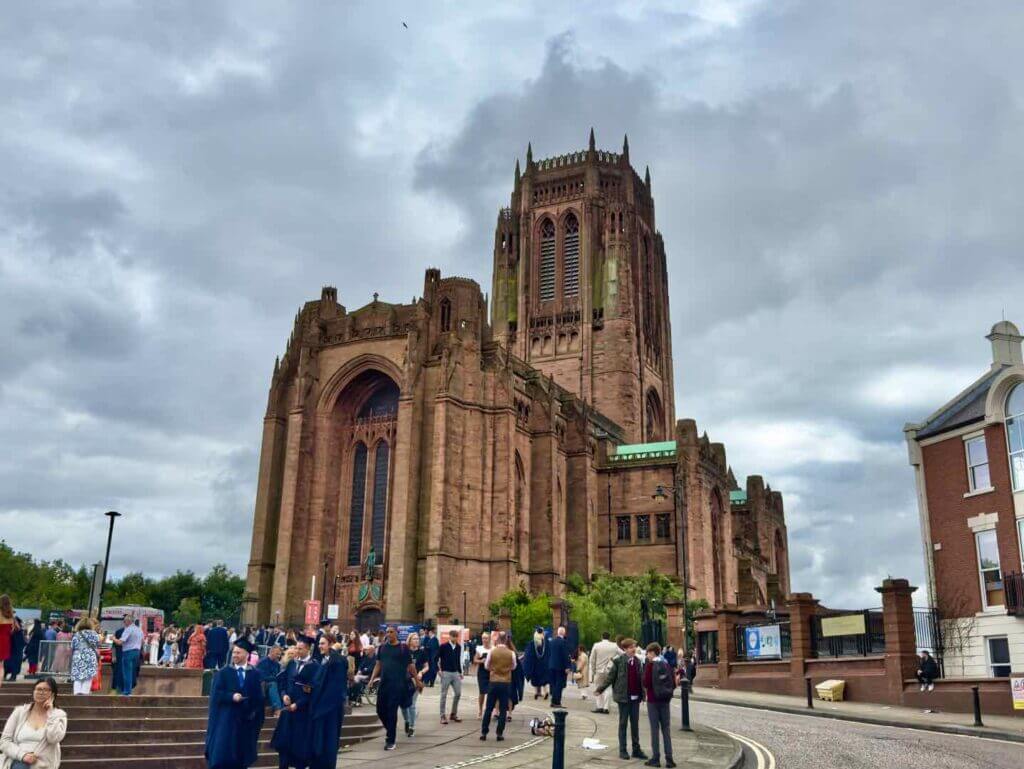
[{"xmin": 0, "ymin": 593, "xmax": 705, "ymax": 769}]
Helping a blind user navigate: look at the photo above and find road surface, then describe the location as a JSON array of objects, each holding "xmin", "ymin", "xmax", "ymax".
[{"xmin": 695, "ymin": 700, "xmax": 1022, "ymax": 769}]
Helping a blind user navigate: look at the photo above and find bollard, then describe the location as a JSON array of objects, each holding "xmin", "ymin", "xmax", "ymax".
[
  {"xmin": 552, "ymin": 709, "xmax": 568, "ymax": 769},
  {"xmin": 971, "ymin": 685, "xmax": 984, "ymax": 727},
  {"xmin": 679, "ymin": 678, "xmax": 692, "ymax": 731},
  {"xmin": 806, "ymin": 677, "xmax": 814, "ymax": 709}
]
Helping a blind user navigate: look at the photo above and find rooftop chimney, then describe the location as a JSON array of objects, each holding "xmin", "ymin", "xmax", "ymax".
[{"xmin": 987, "ymin": 320, "xmax": 1023, "ymax": 366}]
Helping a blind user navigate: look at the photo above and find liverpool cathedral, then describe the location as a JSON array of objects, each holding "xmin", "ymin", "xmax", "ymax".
[{"xmin": 242, "ymin": 133, "xmax": 790, "ymax": 629}]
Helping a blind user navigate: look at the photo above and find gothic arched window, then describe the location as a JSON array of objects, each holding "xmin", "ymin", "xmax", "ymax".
[
  {"xmin": 440, "ymin": 298, "xmax": 452, "ymax": 332},
  {"xmin": 645, "ymin": 389, "xmax": 664, "ymax": 442},
  {"xmin": 371, "ymin": 441, "xmax": 390, "ymax": 556},
  {"xmin": 539, "ymin": 218, "xmax": 556, "ymax": 302},
  {"xmin": 346, "ymin": 443, "xmax": 368, "ymax": 566},
  {"xmin": 1006, "ymin": 382, "xmax": 1024, "ymax": 490},
  {"xmin": 563, "ymin": 213, "xmax": 580, "ymax": 298}
]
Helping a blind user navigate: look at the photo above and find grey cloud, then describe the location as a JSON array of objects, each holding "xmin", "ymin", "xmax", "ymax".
[{"xmin": 2, "ymin": 2, "xmax": 1022, "ymax": 608}]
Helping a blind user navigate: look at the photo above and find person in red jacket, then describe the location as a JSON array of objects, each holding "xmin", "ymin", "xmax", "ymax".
[{"xmin": 642, "ymin": 643, "xmax": 676, "ymax": 768}]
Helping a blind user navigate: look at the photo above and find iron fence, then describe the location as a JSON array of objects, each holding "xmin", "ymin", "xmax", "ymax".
[
  {"xmin": 811, "ymin": 610, "xmax": 885, "ymax": 657},
  {"xmin": 37, "ymin": 640, "xmax": 72, "ymax": 679},
  {"xmin": 913, "ymin": 606, "xmax": 945, "ymax": 678}
]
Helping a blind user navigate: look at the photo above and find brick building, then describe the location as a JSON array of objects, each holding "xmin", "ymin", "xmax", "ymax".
[
  {"xmin": 905, "ymin": 320, "xmax": 1024, "ymax": 677},
  {"xmin": 241, "ymin": 134, "xmax": 790, "ymax": 628}
]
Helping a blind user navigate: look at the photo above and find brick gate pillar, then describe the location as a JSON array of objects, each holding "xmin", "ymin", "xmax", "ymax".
[
  {"xmin": 786, "ymin": 592, "xmax": 819, "ymax": 697},
  {"xmin": 876, "ymin": 578, "xmax": 918, "ymax": 704},
  {"xmin": 663, "ymin": 600, "xmax": 686, "ymax": 652},
  {"xmin": 715, "ymin": 607, "xmax": 743, "ymax": 688}
]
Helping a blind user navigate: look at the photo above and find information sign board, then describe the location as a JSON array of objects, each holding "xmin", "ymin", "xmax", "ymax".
[{"xmin": 744, "ymin": 624, "xmax": 782, "ymax": 659}]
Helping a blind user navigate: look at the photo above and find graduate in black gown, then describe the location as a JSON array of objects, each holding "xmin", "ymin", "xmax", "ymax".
[
  {"xmin": 309, "ymin": 635, "xmax": 348, "ymax": 769},
  {"xmin": 521, "ymin": 627, "xmax": 550, "ymax": 699},
  {"xmin": 271, "ymin": 635, "xmax": 321, "ymax": 769},
  {"xmin": 205, "ymin": 638, "xmax": 266, "ymax": 769},
  {"xmin": 369, "ymin": 626, "xmax": 420, "ymax": 751}
]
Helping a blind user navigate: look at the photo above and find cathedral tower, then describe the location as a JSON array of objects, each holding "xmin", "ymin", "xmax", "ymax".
[{"xmin": 491, "ymin": 132, "xmax": 675, "ymax": 442}]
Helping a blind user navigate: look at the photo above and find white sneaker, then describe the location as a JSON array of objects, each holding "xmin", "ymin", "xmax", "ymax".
[
  {"xmin": 919, "ymin": 684, "xmax": 925, "ymax": 692},
  {"xmin": 927, "ymin": 684, "xmax": 934, "ymax": 692}
]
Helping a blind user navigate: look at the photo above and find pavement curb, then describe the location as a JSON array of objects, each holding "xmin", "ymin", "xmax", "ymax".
[{"xmin": 692, "ymin": 694, "xmax": 1024, "ymax": 745}]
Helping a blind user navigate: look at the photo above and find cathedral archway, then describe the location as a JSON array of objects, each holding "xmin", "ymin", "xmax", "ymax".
[{"xmin": 645, "ymin": 389, "xmax": 664, "ymax": 442}]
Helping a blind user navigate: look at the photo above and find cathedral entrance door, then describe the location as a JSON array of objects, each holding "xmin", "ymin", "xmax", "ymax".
[{"xmin": 356, "ymin": 607, "xmax": 383, "ymax": 633}]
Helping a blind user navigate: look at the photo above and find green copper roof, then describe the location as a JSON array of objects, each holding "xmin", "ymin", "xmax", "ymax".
[
  {"xmin": 730, "ymin": 489, "xmax": 747, "ymax": 504},
  {"xmin": 614, "ymin": 440, "xmax": 676, "ymax": 456},
  {"xmin": 608, "ymin": 441, "xmax": 677, "ymax": 463}
]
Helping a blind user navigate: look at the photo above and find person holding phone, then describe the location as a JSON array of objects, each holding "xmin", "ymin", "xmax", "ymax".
[
  {"xmin": 0, "ymin": 676, "xmax": 67, "ymax": 768},
  {"xmin": 205, "ymin": 638, "xmax": 265, "ymax": 769}
]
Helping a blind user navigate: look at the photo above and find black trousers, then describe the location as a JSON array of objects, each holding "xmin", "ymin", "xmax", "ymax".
[
  {"xmin": 617, "ymin": 700, "xmax": 641, "ymax": 754},
  {"xmin": 916, "ymin": 671, "xmax": 936, "ymax": 685},
  {"xmin": 481, "ymin": 681, "xmax": 511, "ymax": 736},
  {"xmin": 378, "ymin": 699, "xmax": 400, "ymax": 745},
  {"xmin": 549, "ymin": 670, "xmax": 567, "ymax": 705}
]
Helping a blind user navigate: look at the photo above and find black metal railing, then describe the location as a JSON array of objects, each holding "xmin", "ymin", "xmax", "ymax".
[
  {"xmin": 811, "ymin": 610, "xmax": 885, "ymax": 657},
  {"xmin": 913, "ymin": 606, "xmax": 945, "ymax": 677},
  {"xmin": 1006, "ymin": 572, "xmax": 1024, "ymax": 617}
]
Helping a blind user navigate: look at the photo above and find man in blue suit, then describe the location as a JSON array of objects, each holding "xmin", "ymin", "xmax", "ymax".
[
  {"xmin": 205, "ymin": 620, "xmax": 230, "ymax": 670},
  {"xmin": 547, "ymin": 626, "xmax": 572, "ymax": 708}
]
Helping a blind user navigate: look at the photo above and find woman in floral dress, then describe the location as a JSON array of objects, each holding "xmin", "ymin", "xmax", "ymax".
[
  {"xmin": 70, "ymin": 617, "xmax": 100, "ymax": 695},
  {"xmin": 184, "ymin": 624, "xmax": 206, "ymax": 669}
]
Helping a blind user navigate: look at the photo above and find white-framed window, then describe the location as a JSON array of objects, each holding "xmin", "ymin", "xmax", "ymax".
[
  {"xmin": 1006, "ymin": 382, "xmax": 1024, "ymax": 491},
  {"xmin": 1018, "ymin": 518, "xmax": 1024, "ymax": 572},
  {"xmin": 976, "ymin": 529, "xmax": 1004, "ymax": 609},
  {"xmin": 965, "ymin": 434, "xmax": 991, "ymax": 492},
  {"xmin": 986, "ymin": 636, "xmax": 1011, "ymax": 678}
]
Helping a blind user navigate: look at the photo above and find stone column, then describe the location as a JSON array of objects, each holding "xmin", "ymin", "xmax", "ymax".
[
  {"xmin": 876, "ymin": 578, "xmax": 918, "ymax": 704},
  {"xmin": 715, "ymin": 607, "xmax": 743, "ymax": 688},
  {"xmin": 786, "ymin": 592, "xmax": 819, "ymax": 697},
  {"xmin": 663, "ymin": 600, "xmax": 686, "ymax": 652}
]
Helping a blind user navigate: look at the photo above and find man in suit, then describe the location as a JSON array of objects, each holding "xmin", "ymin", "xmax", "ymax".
[
  {"xmin": 205, "ymin": 638, "xmax": 265, "ymax": 769},
  {"xmin": 547, "ymin": 626, "xmax": 572, "ymax": 708},
  {"xmin": 422, "ymin": 628, "xmax": 440, "ymax": 687},
  {"xmin": 205, "ymin": 620, "xmax": 230, "ymax": 670},
  {"xmin": 589, "ymin": 631, "xmax": 621, "ymax": 714}
]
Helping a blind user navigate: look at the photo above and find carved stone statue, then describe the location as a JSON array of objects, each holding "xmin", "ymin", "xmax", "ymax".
[{"xmin": 363, "ymin": 546, "xmax": 377, "ymax": 583}]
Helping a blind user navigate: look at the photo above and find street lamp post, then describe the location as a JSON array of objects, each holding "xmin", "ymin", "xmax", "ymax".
[
  {"xmin": 654, "ymin": 472, "xmax": 690, "ymax": 654},
  {"xmin": 97, "ymin": 510, "xmax": 121, "ymax": 619},
  {"xmin": 320, "ymin": 556, "xmax": 329, "ymax": 613},
  {"xmin": 332, "ymin": 574, "xmax": 341, "ymax": 604},
  {"xmin": 462, "ymin": 591, "xmax": 467, "ymax": 630}
]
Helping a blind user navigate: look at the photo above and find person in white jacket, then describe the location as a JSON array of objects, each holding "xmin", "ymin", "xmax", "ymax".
[
  {"xmin": 588, "ymin": 632, "xmax": 622, "ymax": 714},
  {"xmin": 0, "ymin": 677, "xmax": 67, "ymax": 769}
]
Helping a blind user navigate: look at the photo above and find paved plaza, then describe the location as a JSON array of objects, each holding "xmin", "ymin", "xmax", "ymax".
[{"xmin": 339, "ymin": 678, "xmax": 740, "ymax": 769}]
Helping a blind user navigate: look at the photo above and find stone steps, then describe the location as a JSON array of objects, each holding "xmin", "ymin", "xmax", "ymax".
[{"xmin": 1, "ymin": 682, "xmax": 381, "ymax": 766}]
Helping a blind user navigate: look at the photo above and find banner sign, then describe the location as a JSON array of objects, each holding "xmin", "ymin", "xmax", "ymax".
[
  {"xmin": 326, "ymin": 604, "xmax": 339, "ymax": 620},
  {"xmin": 304, "ymin": 600, "xmax": 321, "ymax": 627},
  {"xmin": 821, "ymin": 614, "xmax": 866, "ymax": 638},
  {"xmin": 744, "ymin": 624, "xmax": 782, "ymax": 659},
  {"xmin": 1012, "ymin": 676, "xmax": 1024, "ymax": 711},
  {"xmin": 380, "ymin": 623, "xmax": 423, "ymax": 642}
]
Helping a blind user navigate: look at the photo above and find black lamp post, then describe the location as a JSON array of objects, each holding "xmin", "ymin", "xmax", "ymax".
[
  {"xmin": 332, "ymin": 574, "xmax": 341, "ymax": 604},
  {"xmin": 97, "ymin": 510, "xmax": 121, "ymax": 618},
  {"xmin": 320, "ymin": 556, "xmax": 329, "ymax": 613},
  {"xmin": 462, "ymin": 591, "xmax": 467, "ymax": 629},
  {"xmin": 653, "ymin": 475, "xmax": 690, "ymax": 653}
]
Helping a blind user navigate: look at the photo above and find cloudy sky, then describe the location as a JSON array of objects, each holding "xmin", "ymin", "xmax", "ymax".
[{"xmin": 3, "ymin": 1, "xmax": 1022, "ymax": 609}]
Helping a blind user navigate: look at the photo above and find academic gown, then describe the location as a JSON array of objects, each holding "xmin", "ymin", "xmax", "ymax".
[
  {"xmin": 422, "ymin": 635, "xmax": 440, "ymax": 685},
  {"xmin": 206, "ymin": 626, "xmax": 229, "ymax": 669},
  {"xmin": 4, "ymin": 625, "xmax": 24, "ymax": 678},
  {"xmin": 522, "ymin": 638, "xmax": 550, "ymax": 687},
  {"xmin": 205, "ymin": 664, "xmax": 266, "ymax": 769},
  {"xmin": 271, "ymin": 658, "xmax": 321, "ymax": 765},
  {"xmin": 309, "ymin": 651, "xmax": 348, "ymax": 769}
]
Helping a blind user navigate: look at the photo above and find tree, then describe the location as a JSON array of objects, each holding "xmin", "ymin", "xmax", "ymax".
[
  {"xmin": 200, "ymin": 564, "xmax": 246, "ymax": 624},
  {"xmin": 148, "ymin": 571, "xmax": 203, "ymax": 617},
  {"xmin": 490, "ymin": 585, "xmax": 553, "ymax": 648},
  {"xmin": 935, "ymin": 588, "xmax": 973, "ymax": 677},
  {"xmin": 172, "ymin": 597, "xmax": 202, "ymax": 627}
]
